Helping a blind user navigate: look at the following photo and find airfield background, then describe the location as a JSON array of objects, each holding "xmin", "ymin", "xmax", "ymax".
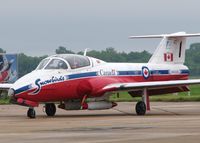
[
  {"xmin": 5, "ymin": 54, "xmax": 18, "ymax": 83},
  {"xmin": 2, "ymin": 43, "xmax": 200, "ymax": 79},
  {"xmin": 1, "ymin": 42, "xmax": 200, "ymax": 83},
  {"xmin": 0, "ymin": 53, "xmax": 18, "ymax": 83}
]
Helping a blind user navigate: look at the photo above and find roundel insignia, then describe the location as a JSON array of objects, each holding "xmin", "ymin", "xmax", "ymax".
[{"xmin": 142, "ymin": 66, "xmax": 150, "ymax": 79}]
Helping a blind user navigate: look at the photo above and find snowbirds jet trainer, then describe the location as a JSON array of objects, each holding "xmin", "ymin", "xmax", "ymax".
[{"xmin": 1, "ymin": 32, "xmax": 200, "ymax": 118}]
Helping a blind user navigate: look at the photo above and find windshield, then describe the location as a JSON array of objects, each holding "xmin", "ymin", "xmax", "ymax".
[
  {"xmin": 36, "ymin": 59, "xmax": 50, "ymax": 70},
  {"xmin": 64, "ymin": 55, "xmax": 90, "ymax": 69},
  {"xmin": 45, "ymin": 59, "xmax": 68, "ymax": 70}
]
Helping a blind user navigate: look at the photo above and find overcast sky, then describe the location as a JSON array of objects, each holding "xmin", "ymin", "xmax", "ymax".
[{"xmin": 0, "ymin": 0, "xmax": 200, "ymax": 56}]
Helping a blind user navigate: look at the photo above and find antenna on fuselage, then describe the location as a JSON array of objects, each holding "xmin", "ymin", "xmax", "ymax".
[{"xmin": 83, "ymin": 48, "xmax": 89, "ymax": 56}]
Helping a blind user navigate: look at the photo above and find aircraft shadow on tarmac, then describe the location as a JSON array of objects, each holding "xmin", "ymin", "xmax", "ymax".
[
  {"xmin": 1, "ymin": 112, "xmax": 200, "ymax": 119},
  {"xmin": 38, "ymin": 112, "xmax": 200, "ymax": 119},
  {"xmin": 1, "ymin": 108, "xmax": 200, "ymax": 119}
]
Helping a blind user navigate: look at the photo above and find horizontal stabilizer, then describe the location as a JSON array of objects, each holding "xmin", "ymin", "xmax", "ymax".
[
  {"xmin": 129, "ymin": 32, "xmax": 200, "ymax": 39},
  {"xmin": 0, "ymin": 83, "xmax": 12, "ymax": 90}
]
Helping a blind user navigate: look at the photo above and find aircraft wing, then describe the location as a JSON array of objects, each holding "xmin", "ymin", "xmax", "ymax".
[
  {"xmin": 0, "ymin": 83, "xmax": 13, "ymax": 90},
  {"xmin": 102, "ymin": 79, "xmax": 200, "ymax": 92}
]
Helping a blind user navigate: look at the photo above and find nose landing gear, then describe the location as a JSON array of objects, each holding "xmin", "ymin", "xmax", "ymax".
[{"xmin": 27, "ymin": 108, "xmax": 36, "ymax": 118}]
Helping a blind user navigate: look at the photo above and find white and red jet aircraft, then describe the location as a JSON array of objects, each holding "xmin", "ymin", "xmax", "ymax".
[{"xmin": 1, "ymin": 32, "xmax": 200, "ymax": 118}]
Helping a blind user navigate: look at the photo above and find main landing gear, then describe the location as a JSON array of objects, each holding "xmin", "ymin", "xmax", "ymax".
[
  {"xmin": 45, "ymin": 103, "xmax": 56, "ymax": 117},
  {"xmin": 135, "ymin": 101, "xmax": 146, "ymax": 115},
  {"xmin": 135, "ymin": 88, "xmax": 150, "ymax": 116}
]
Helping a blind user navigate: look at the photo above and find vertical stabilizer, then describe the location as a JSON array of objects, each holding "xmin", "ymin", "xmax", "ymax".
[
  {"xmin": 129, "ymin": 32, "xmax": 200, "ymax": 64},
  {"xmin": 149, "ymin": 34, "xmax": 186, "ymax": 64}
]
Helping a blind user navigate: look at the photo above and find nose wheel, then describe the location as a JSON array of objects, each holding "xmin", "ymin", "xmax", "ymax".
[
  {"xmin": 45, "ymin": 103, "xmax": 56, "ymax": 116},
  {"xmin": 27, "ymin": 108, "xmax": 36, "ymax": 118}
]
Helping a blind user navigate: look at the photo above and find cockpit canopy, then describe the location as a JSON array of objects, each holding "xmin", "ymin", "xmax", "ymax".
[{"xmin": 36, "ymin": 54, "xmax": 91, "ymax": 70}]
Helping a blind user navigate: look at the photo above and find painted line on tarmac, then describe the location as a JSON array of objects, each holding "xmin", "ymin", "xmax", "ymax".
[{"xmin": 152, "ymin": 107, "xmax": 180, "ymax": 115}]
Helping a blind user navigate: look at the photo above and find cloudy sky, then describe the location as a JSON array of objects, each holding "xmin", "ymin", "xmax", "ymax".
[{"xmin": 0, "ymin": 0, "xmax": 200, "ymax": 56}]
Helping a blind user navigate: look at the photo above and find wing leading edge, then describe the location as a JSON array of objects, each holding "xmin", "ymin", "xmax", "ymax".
[{"xmin": 102, "ymin": 79, "xmax": 200, "ymax": 92}]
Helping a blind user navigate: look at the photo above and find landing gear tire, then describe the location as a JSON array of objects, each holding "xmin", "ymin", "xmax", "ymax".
[
  {"xmin": 135, "ymin": 101, "xmax": 146, "ymax": 115},
  {"xmin": 45, "ymin": 103, "xmax": 56, "ymax": 117},
  {"xmin": 27, "ymin": 108, "xmax": 36, "ymax": 118}
]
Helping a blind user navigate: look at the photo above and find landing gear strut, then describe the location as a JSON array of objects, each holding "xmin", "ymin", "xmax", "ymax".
[
  {"xmin": 27, "ymin": 108, "xmax": 36, "ymax": 118},
  {"xmin": 45, "ymin": 103, "xmax": 56, "ymax": 116},
  {"xmin": 135, "ymin": 88, "xmax": 150, "ymax": 116}
]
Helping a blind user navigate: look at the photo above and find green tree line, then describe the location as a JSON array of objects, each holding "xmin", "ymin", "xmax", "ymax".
[{"xmin": 2, "ymin": 43, "xmax": 200, "ymax": 78}]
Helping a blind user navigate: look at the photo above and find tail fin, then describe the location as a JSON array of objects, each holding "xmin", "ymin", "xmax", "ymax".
[{"xmin": 129, "ymin": 32, "xmax": 200, "ymax": 64}]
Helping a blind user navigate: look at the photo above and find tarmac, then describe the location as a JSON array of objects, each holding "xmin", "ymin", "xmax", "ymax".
[{"xmin": 0, "ymin": 102, "xmax": 200, "ymax": 143}]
